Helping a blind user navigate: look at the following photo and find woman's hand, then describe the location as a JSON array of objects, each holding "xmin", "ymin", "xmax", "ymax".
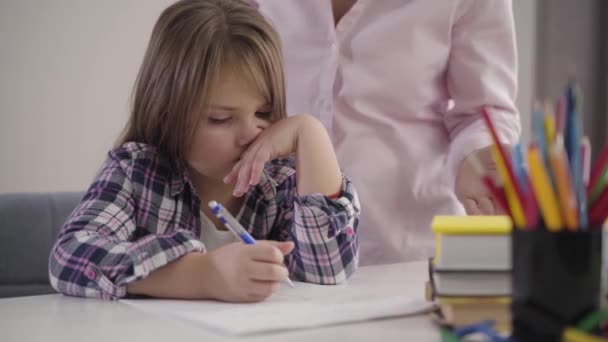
[{"xmin": 455, "ymin": 146, "xmax": 504, "ymax": 215}]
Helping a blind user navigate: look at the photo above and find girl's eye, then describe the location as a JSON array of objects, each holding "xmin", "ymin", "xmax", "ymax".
[
  {"xmin": 255, "ymin": 111, "xmax": 272, "ymax": 120},
  {"xmin": 208, "ymin": 117, "xmax": 231, "ymax": 124}
]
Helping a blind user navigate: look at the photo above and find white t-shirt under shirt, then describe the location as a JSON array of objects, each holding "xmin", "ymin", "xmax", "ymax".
[{"xmin": 200, "ymin": 211, "xmax": 238, "ymax": 251}]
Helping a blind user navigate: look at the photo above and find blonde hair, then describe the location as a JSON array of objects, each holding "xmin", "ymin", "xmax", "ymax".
[{"xmin": 117, "ymin": 0, "xmax": 286, "ymax": 163}]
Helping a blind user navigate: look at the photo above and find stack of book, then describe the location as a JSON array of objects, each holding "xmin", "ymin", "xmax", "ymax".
[{"xmin": 428, "ymin": 215, "xmax": 512, "ymax": 331}]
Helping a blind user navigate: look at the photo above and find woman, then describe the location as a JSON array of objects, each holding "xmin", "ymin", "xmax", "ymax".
[{"xmin": 250, "ymin": 0, "xmax": 520, "ymax": 264}]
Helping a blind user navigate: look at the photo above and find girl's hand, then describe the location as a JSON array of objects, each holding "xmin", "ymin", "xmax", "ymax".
[
  {"xmin": 204, "ymin": 240, "xmax": 295, "ymax": 302},
  {"xmin": 224, "ymin": 115, "xmax": 306, "ymax": 197}
]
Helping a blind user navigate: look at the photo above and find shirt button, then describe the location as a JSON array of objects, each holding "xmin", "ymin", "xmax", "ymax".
[
  {"xmin": 320, "ymin": 100, "xmax": 332, "ymax": 113},
  {"xmin": 84, "ymin": 269, "xmax": 96, "ymax": 280},
  {"xmin": 345, "ymin": 226, "xmax": 355, "ymax": 237}
]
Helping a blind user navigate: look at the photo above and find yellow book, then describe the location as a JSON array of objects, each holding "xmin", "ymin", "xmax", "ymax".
[
  {"xmin": 435, "ymin": 298, "xmax": 512, "ymax": 333},
  {"xmin": 436, "ymin": 296, "xmax": 511, "ymax": 305},
  {"xmin": 432, "ymin": 216, "xmax": 512, "ymax": 270},
  {"xmin": 432, "ymin": 216, "xmax": 512, "ymax": 235}
]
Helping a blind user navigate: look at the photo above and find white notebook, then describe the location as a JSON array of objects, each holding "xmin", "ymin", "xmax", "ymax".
[
  {"xmin": 433, "ymin": 270, "xmax": 511, "ymax": 296},
  {"xmin": 435, "ymin": 234, "xmax": 511, "ymax": 271},
  {"xmin": 121, "ymin": 281, "xmax": 434, "ymax": 335}
]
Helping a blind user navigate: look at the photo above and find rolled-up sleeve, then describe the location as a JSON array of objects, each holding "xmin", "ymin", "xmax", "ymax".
[
  {"xmin": 274, "ymin": 171, "xmax": 360, "ymax": 285},
  {"xmin": 445, "ymin": 0, "xmax": 521, "ymax": 177},
  {"xmin": 48, "ymin": 155, "xmax": 204, "ymax": 300}
]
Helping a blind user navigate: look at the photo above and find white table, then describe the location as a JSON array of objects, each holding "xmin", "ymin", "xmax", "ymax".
[{"xmin": 1, "ymin": 261, "xmax": 439, "ymax": 341}]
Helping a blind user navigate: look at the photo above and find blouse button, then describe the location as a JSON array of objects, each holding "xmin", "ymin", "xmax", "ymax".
[
  {"xmin": 345, "ymin": 226, "xmax": 355, "ymax": 237},
  {"xmin": 84, "ymin": 269, "xmax": 96, "ymax": 280}
]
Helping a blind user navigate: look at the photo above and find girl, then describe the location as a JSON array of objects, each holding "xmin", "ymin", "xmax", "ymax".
[{"xmin": 49, "ymin": 0, "xmax": 359, "ymax": 302}]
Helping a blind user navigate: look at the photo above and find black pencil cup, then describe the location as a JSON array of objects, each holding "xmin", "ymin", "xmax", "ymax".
[{"xmin": 511, "ymin": 228, "xmax": 603, "ymax": 342}]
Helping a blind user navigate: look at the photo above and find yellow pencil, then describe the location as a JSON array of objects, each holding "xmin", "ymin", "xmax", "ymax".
[
  {"xmin": 528, "ymin": 144, "xmax": 563, "ymax": 231},
  {"xmin": 481, "ymin": 108, "xmax": 527, "ymax": 228},
  {"xmin": 490, "ymin": 144, "xmax": 526, "ymax": 228},
  {"xmin": 544, "ymin": 100, "xmax": 556, "ymax": 144},
  {"xmin": 549, "ymin": 136, "xmax": 579, "ymax": 230}
]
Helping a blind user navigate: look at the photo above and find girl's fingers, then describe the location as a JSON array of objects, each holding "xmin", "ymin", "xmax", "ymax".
[
  {"xmin": 246, "ymin": 280, "xmax": 281, "ymax": 302},
  {"xmin": 249, "ymin": 146, "xmax": 270, "ymax": 186},
  {"xmin": 234, "ymin": 146, "xmax": 259, "ymax": 197},
  {"xmin": 234, "ymin": 142, "xmax": 268, "ymax": 196},
  {"xmin": 234, "ymin": 168, "xmax": 251, "ymax": 197},
  {"xmin": 223, "ymin": 160, "xmax": 243, "ymax": 184},
  {"xmin": 247, "ymin": 261, "xmax": 288, "ymax": 282}
]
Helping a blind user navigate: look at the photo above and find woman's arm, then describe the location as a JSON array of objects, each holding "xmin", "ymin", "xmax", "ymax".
[{"xmin": 444, "ymin": 0, "xmax": 521, "ymax": 177}]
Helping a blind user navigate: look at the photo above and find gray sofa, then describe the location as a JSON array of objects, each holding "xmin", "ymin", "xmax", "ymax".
[{"xmin": 0, "ymin": 192, "xmax": 83, "ymax": 298}]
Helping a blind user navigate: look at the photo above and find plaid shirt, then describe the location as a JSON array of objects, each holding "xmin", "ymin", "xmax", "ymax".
[{"xmin": 49, "ymin": 142, "xmax": 360, "ymax": 299}]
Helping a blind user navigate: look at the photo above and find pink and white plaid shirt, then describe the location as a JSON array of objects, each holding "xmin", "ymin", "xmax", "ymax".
[{"xmin": 49, "ymin": 143, "xmax": 360, "ymax": 299}]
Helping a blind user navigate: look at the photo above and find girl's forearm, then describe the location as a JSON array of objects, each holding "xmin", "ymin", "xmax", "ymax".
[
  {"xmin": 126, "ymin": 252, "xmax": 215, "ymax": 299},
  {"xmin": 295, "ymin": 116, "xmax": 343, "ymax": 196}
]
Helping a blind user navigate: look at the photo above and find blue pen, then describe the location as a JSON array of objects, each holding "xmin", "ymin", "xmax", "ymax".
[
  {"xmin": 565, "ymin": 84, "xmax": 588, "ymax": 230},
  {"xmin": 208, "ymin": 200, "xmax": 295, "ymax": 288},
  {"xmin": 512, "ymin": 143, "xmax": 528, "ymax": 191},
  {"xmin": 452, "ymin": 320, "xmax": 508, "ymax": 342}
]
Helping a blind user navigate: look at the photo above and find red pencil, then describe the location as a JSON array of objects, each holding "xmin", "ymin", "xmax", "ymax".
[
  {"xmin": 481, "ymin": 176, "xmax": 511, "ymax": 216},
  {"xmin": 587, "ymin": 145, "xmax": 608, "ymax": 194},
  {"xmin": 555, "ymin": 97, "xmax": 566, "ymax": 137},
  {"xmin": 589, "ymin": 186, "xmax": 608, "ymax": 227},
  {"xmin": 468, "ymin": 151, "xmax": 512, "ymax": 216},
  {"xmin": 481, "ymin": 107, "xmax": 529, "ymax": 225},
  {"xmin": 523, "ymin": 174, "xmax": 540, "ymax": 228}
]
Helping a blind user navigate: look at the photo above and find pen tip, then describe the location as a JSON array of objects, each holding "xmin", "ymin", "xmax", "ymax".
[{"xmin": 208, "ymin": 200, "xmax": 217, "ymax": 208}]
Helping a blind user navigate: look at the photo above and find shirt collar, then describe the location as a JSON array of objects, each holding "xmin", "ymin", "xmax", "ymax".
[{"xmin": 169, "ymin": 161, "xmax": 189, "ymax": 197}]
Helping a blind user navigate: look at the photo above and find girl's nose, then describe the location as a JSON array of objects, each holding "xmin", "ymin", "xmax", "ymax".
[{"xmin": 238, "ymin": 122, "xmax": 263, "ymax": 147}]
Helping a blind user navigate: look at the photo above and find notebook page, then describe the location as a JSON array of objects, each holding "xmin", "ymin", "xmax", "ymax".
[{"xmin": 121, "ymin": 280, "xmax": 434, "ymax": 335}]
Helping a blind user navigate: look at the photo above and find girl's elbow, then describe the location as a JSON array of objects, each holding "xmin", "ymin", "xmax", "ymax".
[
  {"xmin": 48, "ymin": 250, "xmax": 79, "ymax": 297},
  {"xmin": 48, "ymin": 241, "xmax": 99, "ymax": 299},
  {"xmin": 333, "ymin": 256, "xmax": 358, "ymax": 284},
  {"xmin": 299, "ymin": 258, "xmax": 358, "ymax": 285}
]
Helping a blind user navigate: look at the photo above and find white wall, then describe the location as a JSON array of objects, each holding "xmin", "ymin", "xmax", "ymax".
[
  {"xmin": 0, "ymin": 0, "xmax": 537, "ymax": 192},
  {"xmin": 0, "ymin": 0, "xmax": 174, "ymax": 192}
]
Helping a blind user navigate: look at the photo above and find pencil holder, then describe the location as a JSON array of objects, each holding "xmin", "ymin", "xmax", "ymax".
[{"xmin": 511, "ymin": 228, "xmax": 603, "ymax": 342}]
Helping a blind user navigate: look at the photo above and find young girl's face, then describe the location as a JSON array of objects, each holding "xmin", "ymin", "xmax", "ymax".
[{"xmin": 187, "ymin": 67, "xmax": 273, "ymax": 182}]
